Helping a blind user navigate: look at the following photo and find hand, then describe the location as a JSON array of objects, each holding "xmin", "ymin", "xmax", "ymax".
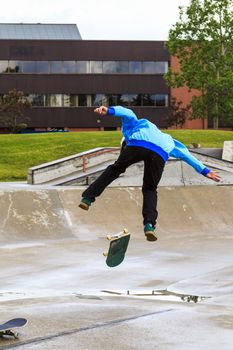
[
  {"xmin": 94, "ymin": 106, "xmax": 108, "ymax": 115},
  {"xmin": 206, "ymin": 171, "xmax": 221, "ymax": 182}
]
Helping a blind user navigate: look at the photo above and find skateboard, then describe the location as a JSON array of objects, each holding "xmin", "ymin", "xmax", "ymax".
[
  {"xmin": 103, "ymin": 228, "xmax": 130, "ymax": 267},
  {"xmin": 0, "ymin": 318, "xmax": 28, "ymax": 339}
]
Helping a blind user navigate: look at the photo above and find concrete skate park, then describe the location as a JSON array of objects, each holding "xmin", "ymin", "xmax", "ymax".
[{"xmin": 0, "ymin": 147, "xmax": 233, "ymax": 349}]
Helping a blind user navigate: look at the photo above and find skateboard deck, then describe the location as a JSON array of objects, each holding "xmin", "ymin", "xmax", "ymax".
[
  {"xmin": 103, "ymin": 228, "xmax": 130, "ymax": 267},
  {"xmin": 0, "ymin": 318, "xmax": 28, "ymax": 339}
]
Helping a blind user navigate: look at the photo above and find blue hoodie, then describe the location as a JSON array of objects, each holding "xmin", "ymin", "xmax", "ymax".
[{"xmin": 108, "ymin": 106, "xmax": 210, "ymax": 176}]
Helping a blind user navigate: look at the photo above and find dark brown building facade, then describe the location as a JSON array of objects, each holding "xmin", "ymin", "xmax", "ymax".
[{"xmin": 0, "ymin": 26, "xmax": 171, "ymax": 132}]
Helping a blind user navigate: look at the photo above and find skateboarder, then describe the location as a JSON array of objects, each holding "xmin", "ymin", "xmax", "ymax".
[{"xmin": 79, "ymin": 106, "xmax": 221, "ymax": 241}]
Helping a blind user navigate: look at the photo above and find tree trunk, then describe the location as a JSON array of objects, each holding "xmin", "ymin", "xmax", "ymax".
[{"xmin": 213, "ymin": 116, "xmax": 219, "ymax": 129}]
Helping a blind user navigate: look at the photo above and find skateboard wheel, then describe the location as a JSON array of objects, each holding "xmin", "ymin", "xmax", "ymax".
[
  {"xmin": 123, "ymin": 228, "xmax": 128, "ymax": 234},
  {"xmin": 103, "ymin": 252, "xmax": 108, "ymax": 257},
  {"xmin": 107, "ymin": 235, "xmax": 112, "ymax": 240}
]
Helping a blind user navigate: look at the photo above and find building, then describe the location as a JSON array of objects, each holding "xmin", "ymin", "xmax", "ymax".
[{"xmin": 0, "ymin": 23, "xmax": 207, "ymax": 132}]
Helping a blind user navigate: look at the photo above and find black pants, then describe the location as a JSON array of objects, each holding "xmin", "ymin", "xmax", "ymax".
[{"xmin": 82, "ymin": 146, "xmax": 165, "ymax": 226}]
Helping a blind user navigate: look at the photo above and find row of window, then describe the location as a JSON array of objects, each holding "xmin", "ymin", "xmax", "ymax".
[
  {"xmin": 3, "ymin": 93, "xmax": 168, "ymax": 107},
  {"xmin": 0, "ymin": 60, "xmax": 168, "ymax": 74}
]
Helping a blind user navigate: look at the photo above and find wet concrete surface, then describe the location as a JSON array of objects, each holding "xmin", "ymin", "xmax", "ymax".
[{"xmin": 0, "ymin": 185, "xmax": 232, "ymax": 349}]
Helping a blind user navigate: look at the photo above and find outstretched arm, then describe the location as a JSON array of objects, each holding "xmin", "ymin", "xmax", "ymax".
[
  {"xmin": 170, "ymin": 139, "xmax": 221, "ymax": 182},
  {"xmin": 94, "ymin": 105, "xmax": 138, "ymax": 123}
]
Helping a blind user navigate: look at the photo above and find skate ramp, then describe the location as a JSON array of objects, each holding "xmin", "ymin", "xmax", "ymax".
[
  {"xmin": 0, "ymin": 184, "xmax": 232, "ymax": 349},
  {"xmin": 0, "ymin": 185, "xmax": 232, "ymax": 296},
  {"xmin": 0, "ymin": 185, "xmax": 232, "ymax": 241}
]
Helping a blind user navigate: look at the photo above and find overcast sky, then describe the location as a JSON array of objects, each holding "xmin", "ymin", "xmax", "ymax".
[{"xmin": 0, "ymin": 0, "xmax": 191, "ymax": 40}]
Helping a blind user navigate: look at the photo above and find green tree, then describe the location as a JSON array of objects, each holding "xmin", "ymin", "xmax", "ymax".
[
  {"xmin": 165, "ymin": 0, "xmax": 233, "ymax": 128},
  {"xmin": 0, "ymin": 89, "xmax": 31, "ymax": 133}
]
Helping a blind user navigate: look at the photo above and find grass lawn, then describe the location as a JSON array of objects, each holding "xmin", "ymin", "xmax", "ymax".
[{"xmin": 0, "ymin": 129, "xmax": 232, "ymax": 182}]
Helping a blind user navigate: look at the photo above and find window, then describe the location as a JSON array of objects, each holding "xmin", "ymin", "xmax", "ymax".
[
  {"xmin": 28, "ymin": 94, "xmax": 45, "ymax": 106},
  {"xmin": 103, "ymin": 61, "xmax": 117, "ymax": 74},
  {"xmin": 142, "ymin": 62, "xmax": 156, "ymax": 74},
  {"xmin": 36, "ymin": 61, "xmax": 49, "ymax": 73},
  {"xmin": 154, "ymin": 94, "xmax": 168, "ymax": 106},
  {"xmin": 90, "ymin": 61, "xmax": 103, "ymax": 73},
  {"xmin": 142, "ymin": 94, "xmax": 168, "ymax": 106},
  {"xmin": 119, "ymin": 94, "xmax": 131, "ymax": 106},
  {"xmin": 118, "ymin": 94, "xmax": 142, "ymax": 106},
  {"xmin": 129, "ymin": 61, "xmax": 142, "ymax": 74},
  {"xmin": 0, "ymin": 61, "xmax": 9, "ymax": 73},
  {"xmin": 63, "ymin": 94, "xmax": 71, "ymax": 107},
  {"xmin": 63, "ymin": 61, "xmax": 76, "ymax": 73},
  {"xmin": 108, "ymin": 94, "xmax": 119, "ymax": 105},
  {"xmin": 8, "ymin": 61, "xmax": 22, "ymax": 73},
  {"xmin": 50, "ymin": 61, "xmax": 63, "ymax": 73},
  {"xmin": 154, "ymin": 62, "xmax": 168, "ymax": 74},
  {"xmin": 103, "ymin": 61, "xmax": 129, "ymax": 74},
  {"xmin": 22, "ymin": 61, "xmax": 36, "ymax": 73},
  {"xmin": 45, "ymin": 94, "xmax": 62, "ymax": 107},
  {"xmin": 7, "ymin": 93, "xmax": 168, "ymax": 108},
  {"xmin": 116, "ymin": 61, "xmax": 128, "ymax": 73},
  {"xmin": 77, "ymin": 61, "xmax": 88, "ymax": 73},
  {"xmin": 142, "ymin": 94, "xmax": 155, "ymax": 106},
  {"xmin": 78, "ymin": 94, "xmax": 88, "ymax": 106},
  {"xmin": 63, "ymin": 94, "xmax": 81, "ymax": 107},
  {"xmin": 92, "ymin": 94, "xmax": 108, "ymax": 106},
  {"xmin": 142, "ymin": 61, "xmax": 168, "ymax": 74},
  {"xmin": 0, "ymin": 60, "xmax": 168, "ymax": 74}
]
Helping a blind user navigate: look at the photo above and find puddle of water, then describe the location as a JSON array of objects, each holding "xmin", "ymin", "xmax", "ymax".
[{"xmin": 101, "ymin": 289, "xmax": 210, "ymax": 303}]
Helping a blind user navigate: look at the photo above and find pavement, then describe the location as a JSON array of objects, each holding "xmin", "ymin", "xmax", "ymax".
[{"xmin": 0, "ymin": 184, "xmax": 232, "ymax": 349}]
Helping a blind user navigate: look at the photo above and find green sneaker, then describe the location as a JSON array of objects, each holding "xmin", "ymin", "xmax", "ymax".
[
  {"xmin": 144, "ymin": 223, "xmax": 157, "ymax": 242},
  {"xmin": 79, "ymin": 197, "xmax": 92, "ymax": 210}
]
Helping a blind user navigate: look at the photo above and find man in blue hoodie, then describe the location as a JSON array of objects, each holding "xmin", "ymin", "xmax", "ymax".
[{"xmin": 79, "ymin": 106, "xmax": 220, "ymax": 241}]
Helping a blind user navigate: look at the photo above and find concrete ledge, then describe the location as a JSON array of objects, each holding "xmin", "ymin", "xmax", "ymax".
[{"xmin": 27, "ymin": 147, "xmax": 119, "ymax": 185}]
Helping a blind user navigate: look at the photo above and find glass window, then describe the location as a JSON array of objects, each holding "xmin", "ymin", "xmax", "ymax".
[
  {"xmin": 78, "ymin": 94, "xmax": 88, "ymax": 106},
  {"xmin": 22, "ymin": 61, "xmax": 36, "ymax": 73},
  {"xmin": 90, "ymin": 61, "xmax": 103, "ymax": 73},
  {"xmin": 116, "ymin": 61, "xmax": 128, "ymax": 73},
  {"xmin": 8, "ymin": 61, "xmax": 22, "ymax": 73},
  {"xmin": 103, "ymin": 61, "xmax": 117, "ymax": 74},
  {"xmin": 103, "ymin": 61, "xmax": 129, "ymax": 73},
  {"xmin": 127, "ymin": 94, "xmax": 142, "ymax": 106},
  {"xmin": 92, "ymin": 94, "xmax": 108, "ymax": 106},
  {"xmin": 108, "ymin": 94, "xmax": 118, "ymax": 105},
  {"xmin": 155, "ymin": 94, "xmax": 168, "ymax": 106},
  {"xmin": 63, "ymin": 94, "xmax": 79, "ymax": 107},
  {"xmin": 129, "ymin": 61, "xmax": 142, "ymax": 74},
  {"xmin": 36, "ymin": 61, "xmax": 49, "ymax": 73},
  {"xmin": 142, "ymin": 94, "xmax": 155, "ymax": 106},
  {"xmin": 142, "ymin": 94, "xmax": 168, "ymax": 106},
  {"xmin": 63, "ymin": 61, "xmax": 76, "ymax": 73},
  {"xmin": 0, "ymin": 61, "xmax": 9, "ymax": 73},
  {"xmin": 142, "ymin": 62, "xmax": 156, "ymax": 74},
  {"xmin": 118, "ymin": 94, "xmax": 141, "ymax": 106},
  {"xmin": 28, "ymin": 94, "xmax": 45, "ymax": 106},
  {"xmin": 45, "ymin": 94, "xmax": 62, "ymax": 107},
  {"xmin": 63, "ymin": 94, "xmax": 71, "ymax": 107},
  {"xmin": 119, "ymin": 94, "xmax": 131, "ymax": 106},
  {"xmin": 70, "ymin": 95, "xmax": 79, "ymax": 107},
  {"xmin": 77, "ymin": 61, "xmax": 88, "ymax": 73},
  {"xmin": 50, "ymin": 61, "xmax": 63, "ymax": 73},
  {"xmin": 154, "ymin": 62, "xmax": 168, "ymax": 74}
]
